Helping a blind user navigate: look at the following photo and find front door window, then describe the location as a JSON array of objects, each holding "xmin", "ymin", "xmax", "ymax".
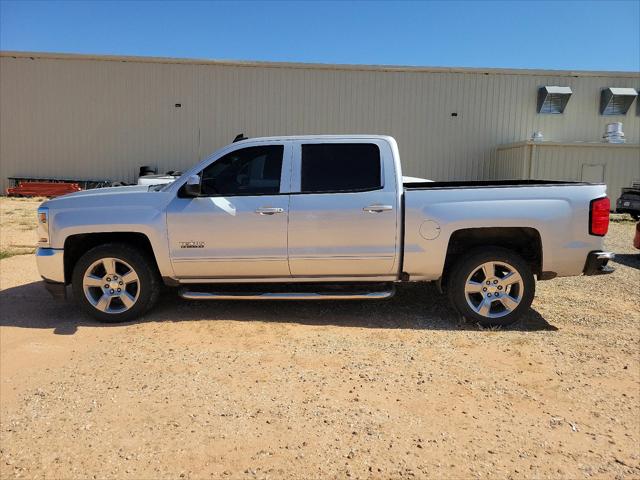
[{"xmin": 201, "ymin": 145, "xmax": 284, "ymax": 196}]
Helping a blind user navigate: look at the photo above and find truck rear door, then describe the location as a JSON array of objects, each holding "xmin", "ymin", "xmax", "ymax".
[{"xmin": 287, "ymin": 139, "xmax": 400, "ymax": 277}]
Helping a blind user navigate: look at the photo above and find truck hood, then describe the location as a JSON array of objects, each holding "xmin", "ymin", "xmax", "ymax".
[
  {"xmin": 60, "ymin": 185, "xmax": 151, "ymax": 198},
  {"xmin": 41, "ymin": 184, "xmax": 164, "ymax": 210}
]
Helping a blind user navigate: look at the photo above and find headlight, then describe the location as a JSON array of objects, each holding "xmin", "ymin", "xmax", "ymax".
[{"xmin": 37, "ymin": 206, "xmax": 49, "ymax": 245}]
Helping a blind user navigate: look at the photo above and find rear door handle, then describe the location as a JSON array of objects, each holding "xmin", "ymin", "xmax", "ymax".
[
  {"xmin": 255, "ymin": 207, "xmax": 284, "ymax": 215},
  {"xmin": 363, "ymin": 204, "xmax": 393, "ymax": 213}
]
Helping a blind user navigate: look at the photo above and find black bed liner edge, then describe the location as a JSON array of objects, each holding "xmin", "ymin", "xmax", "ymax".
[{"xmin": 404, "ymin": 179, "xmax": 601, "ymax": 190}]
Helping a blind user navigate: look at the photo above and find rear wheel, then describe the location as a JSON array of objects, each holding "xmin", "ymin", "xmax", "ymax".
[
  {"xmin": 72, "ymin": 243, "xmax": 160, "ymax": 323},
  {"xmin": 447, "ymin": 247, "xmax": 535, "ymax": 327}
]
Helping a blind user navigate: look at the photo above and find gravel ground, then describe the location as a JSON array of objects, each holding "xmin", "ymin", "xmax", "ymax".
[{"xmin": 0, "ymin": 197, "xmax": 638, "ymax": 479}]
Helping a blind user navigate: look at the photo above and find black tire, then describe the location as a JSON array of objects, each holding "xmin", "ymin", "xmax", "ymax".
[
  {"xmin": 72, "ymin": 243, "xmax": 160, "ymax": 323},
  {"xmin": 446, "ymin": 247, "xmax": 535, "ymax": 327}
]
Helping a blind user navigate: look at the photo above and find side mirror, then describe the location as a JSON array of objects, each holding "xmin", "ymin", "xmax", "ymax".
[{"xmin": 183, "ymin": 174, "xmax": 201, "ymax": 197}]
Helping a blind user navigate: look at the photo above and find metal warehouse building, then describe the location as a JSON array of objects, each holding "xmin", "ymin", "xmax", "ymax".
[{"xmin": 1, "ymin": 51, "xmax": 639, "ymax": 198}]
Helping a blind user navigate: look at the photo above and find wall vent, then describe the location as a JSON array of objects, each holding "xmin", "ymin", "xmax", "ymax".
[
  {"xmin": 537, "ymin": 86, "xmax": 572, "ymax": 114},
  {"xmin": 600, "ymin": 87, "xmax": 637, "ymax": 115}
]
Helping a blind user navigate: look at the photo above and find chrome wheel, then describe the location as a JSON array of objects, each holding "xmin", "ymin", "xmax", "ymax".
[
  {"xmin": 82, "ymin": 257, "xmax": 140, "ymax": 314},
  {"xmin": 464, "ymin": 261, "xmax": 524, "ymax": 319}
]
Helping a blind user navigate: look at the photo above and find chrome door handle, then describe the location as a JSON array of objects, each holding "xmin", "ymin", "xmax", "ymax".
[
  {"xmin": 363, "ymin": 204, "xmax": 393, "ymax": 213},
  {"xmin": 255, "ymin": 207, "xmax": 284, "ymax": 215}
]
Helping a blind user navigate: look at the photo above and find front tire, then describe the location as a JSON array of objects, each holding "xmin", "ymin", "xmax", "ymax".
[
  {"xmin": 72, "ymin": 243, "xmax": 160, "ymax": 323},
  {"xmin": 447, "ymin": 247, "xmax": 535, "ymax": 327}
]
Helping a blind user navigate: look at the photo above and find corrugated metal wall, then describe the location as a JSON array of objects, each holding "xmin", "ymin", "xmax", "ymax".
[
  {"xmin": 492, "ymin": 142, "xmax": 640, "ymax": 200},
  {"xmin": 490, "ymin": 144, "xmax": 529, "ymax": 179},
  {"xmin": 1, "ymin": 52, "xmax": 639, "ymax": 191}
]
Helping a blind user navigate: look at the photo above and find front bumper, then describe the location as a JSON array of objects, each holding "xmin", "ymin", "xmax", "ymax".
[
  {"xmin": 583, "ymin": 251, "xmax": 615, "ymax": 275},
  {"xmin": 35, "ymin": 247, "xmax": 65, "ymax": 283}
]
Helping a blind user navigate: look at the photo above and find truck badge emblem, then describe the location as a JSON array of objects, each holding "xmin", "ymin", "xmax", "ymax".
[{"xmin": 179, "ymin": 241, "xmax": 205, "ymax": 249}]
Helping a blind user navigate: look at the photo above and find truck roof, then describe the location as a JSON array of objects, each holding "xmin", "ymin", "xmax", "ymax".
[{"xmin": 233, "ymin": 134, "xmax": 395, "ymax": 143}]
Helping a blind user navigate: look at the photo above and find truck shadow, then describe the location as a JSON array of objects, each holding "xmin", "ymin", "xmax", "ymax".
[
  {"xmin": 612, "ymin": 253, "xmax": 640, "ymax": 270},
  {"xmin": 0, "ymin": 281, "xmax": 557, "ymax": 335}
]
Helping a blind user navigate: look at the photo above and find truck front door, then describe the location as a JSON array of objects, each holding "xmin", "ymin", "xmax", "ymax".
[{"xmin": 166, "ymin": 143, "xmax": 292, "ymax": 279}]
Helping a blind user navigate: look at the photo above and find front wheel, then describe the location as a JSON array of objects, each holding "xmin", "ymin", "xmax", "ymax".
[
  {"xmin": 446, "ymin": 247, "xmax": 535, "ymax": 327},
  {"xmin": 72, "ymin": 243, "xmax": 160, "ymax": 323}
]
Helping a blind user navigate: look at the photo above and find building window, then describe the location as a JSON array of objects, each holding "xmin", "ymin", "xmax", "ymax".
[
  {"xmin": 537, "ymin": 86, "xmax": 572, "ymax": 114},
  {"xmin": 600, "ymin": 87, "xmax": 638, "ymax": 115}
]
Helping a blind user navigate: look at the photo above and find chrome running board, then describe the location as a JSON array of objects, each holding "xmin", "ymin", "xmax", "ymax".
[{"xmin": 179, "ymin": 289, "xmax": 395, "ymax": 301}]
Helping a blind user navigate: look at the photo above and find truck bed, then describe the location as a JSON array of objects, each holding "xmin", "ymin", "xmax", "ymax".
[{"xmin": 401, "ymin": 179, "xmax": 608, "ymax": 281}]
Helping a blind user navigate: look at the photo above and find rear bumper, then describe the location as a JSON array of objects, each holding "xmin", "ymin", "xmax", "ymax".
[
  {"xmin": 583, "ymin": 251, "xmax": 615, "ymax": 275},
  {"xmin": 35, "ymin": 247, "xmax": 65, "ymax": 283}
]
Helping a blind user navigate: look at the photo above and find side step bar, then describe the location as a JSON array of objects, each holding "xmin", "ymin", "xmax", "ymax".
[{"xmin": 179, "ymin": 288, "xmax": 395, "ymax": 301}]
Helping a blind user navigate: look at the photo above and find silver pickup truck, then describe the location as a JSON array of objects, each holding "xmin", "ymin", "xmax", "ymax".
[{"xmin": 36, "ymin": 135, "xmax": 614, "ymax": 326}]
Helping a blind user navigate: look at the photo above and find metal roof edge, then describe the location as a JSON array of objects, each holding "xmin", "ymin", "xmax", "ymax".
[
  {"xmin": 497, "ymin": 140, "xmax": 640, "ymax": 149},
  {"xmin": 2, "ymin": 50, "xmax": 639, "ymax": 79}
]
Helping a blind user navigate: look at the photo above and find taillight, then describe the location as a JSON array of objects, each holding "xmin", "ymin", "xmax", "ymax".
[{"xmin": 589, "ymin": 197, "xmax": 610, "ymax": 236}]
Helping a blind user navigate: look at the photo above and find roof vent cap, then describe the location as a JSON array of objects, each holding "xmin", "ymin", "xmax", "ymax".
[{"xmin": 602, "ymin": 122, "xmax": 625, "ymax": 144}]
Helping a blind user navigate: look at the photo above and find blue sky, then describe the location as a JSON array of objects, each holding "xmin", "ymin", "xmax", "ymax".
[{"xmin": 1, "ymin": 0, "xmax": 639, "ymax": 71}]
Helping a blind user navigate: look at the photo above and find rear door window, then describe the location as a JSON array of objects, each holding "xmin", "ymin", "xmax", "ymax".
[{"xmin": 300, "ymin": 143, "xmax": 381, "ymax": 193}]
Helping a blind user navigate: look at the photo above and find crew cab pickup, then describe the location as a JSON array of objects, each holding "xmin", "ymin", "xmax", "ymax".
[{"xmin": 36, "ymin": 135, "xmax": 614, "ymax": 326}]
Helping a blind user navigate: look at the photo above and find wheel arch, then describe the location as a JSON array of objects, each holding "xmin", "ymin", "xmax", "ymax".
[
  {"xmin": 441, "ymin": 227, "xmax": 544, "ymax": 289},
  {"xmin": 63, "ymin": 232, "xmax": 160, "ymax": 285}
]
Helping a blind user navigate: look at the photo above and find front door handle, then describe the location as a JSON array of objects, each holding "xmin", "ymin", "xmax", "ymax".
[
  {"xmin": 363, "ymin": 204, "xmax": 393, "ymax": 213},
  {"xmin": 256, "ymin": 207, "xmax": 284, "ymax": 215}
]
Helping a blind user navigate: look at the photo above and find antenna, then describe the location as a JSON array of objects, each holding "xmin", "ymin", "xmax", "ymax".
[{"xmin": 233, "ymin": 133, "xmax": 248, "ymax": 143}]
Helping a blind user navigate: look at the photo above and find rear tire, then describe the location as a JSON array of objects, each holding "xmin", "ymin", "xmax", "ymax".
[
  {"xmin": 446, "ymin": 247, "xmax": 535, "ymax": 327},
  {"xmin": 72, "ymin": 243, "xmax": 160, "ymax": 323}
]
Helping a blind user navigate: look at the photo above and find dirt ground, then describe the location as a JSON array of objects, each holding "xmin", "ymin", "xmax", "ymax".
[
  {"xmin": 0, "ymin": 197, "xmax": 44, "ymax": 258},
  {"xmin": 0, "ymin": 197, "xmax": 638, "ymax": 479}
]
